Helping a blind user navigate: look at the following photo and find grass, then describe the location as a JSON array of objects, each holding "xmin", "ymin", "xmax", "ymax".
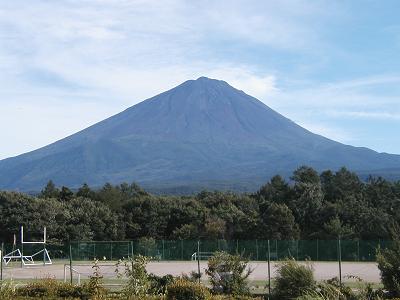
[{"xmin": 1, "ymin": 277, "xmax": 383, "ymax": 295}]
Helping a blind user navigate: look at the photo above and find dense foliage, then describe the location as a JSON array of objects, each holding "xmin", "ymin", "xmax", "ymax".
[
  {"xmin": 0, "ymin": 253, "xmax": 390, "ymax": 300},
  {"xmin": 0, "ymin": 166, "xmax": 399, "ymax": 242},
  {"xmin": 273, "ymin": 259, "xmax": 315, "ymax": 299},
  {"xmin": 206, "ymin": 252, "xmax": 252, "ymax": 296},
  {"xmin": 377, "ymin": 239, "xmax": 400, "ymax": 297},
  {"xmin": 166, "ymin": 278, "xmax": 211, "ymax": 300}
]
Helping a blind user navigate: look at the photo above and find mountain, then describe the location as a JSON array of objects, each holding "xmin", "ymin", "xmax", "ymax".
[{"xmin": 1, "ymin": 76, "xmax": 400, "ymax": 192}]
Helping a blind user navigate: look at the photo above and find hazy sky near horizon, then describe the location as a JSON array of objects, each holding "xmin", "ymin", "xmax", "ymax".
[{"xmin": 1, "ymin": 0, "xmax": 400, "ymax": 160}]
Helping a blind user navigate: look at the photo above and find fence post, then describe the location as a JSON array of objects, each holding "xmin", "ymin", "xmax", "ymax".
[
  {"xmin": 43, "ymin": 229, "xmax": 46, "ymax": 266},
  {"xmin": 316, "ymin": 239, "xmax": 319, "ymax": 261},
  {"xmin": 131, "ymin": 241, "xmax": 134, "ymax": 258},
  {"xmin": 0, "ymin": 242, "xmax": 3, "ymax": 281},
  {"xmin": 69, "ymin": 243, "xmax": 73, "ymax": 284},
  {"xmin": 197, "ymin": 240, "xmax": 201, "ymax": 283},
  {"xmin": 267, "ymin": 240, "xmax": 271, "ymax": 299},
  {"xmin": 110, "ymin": 243, "xmax": 113, "ymax": 261},
  {"xmin": 338, "ymin": 238, "xmax": 342, "ymax": 286},
  {"xmin": 21, "ymin": 233, "xmax": 24, "ymax": 268}
]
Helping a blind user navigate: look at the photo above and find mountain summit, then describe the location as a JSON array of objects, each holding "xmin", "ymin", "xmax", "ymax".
[{"xmin": 1, "ymin": 77, "xmax": 400, "ymax": 191}]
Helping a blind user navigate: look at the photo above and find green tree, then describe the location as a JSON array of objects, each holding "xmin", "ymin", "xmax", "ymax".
[
  {"xmin": 39, "ymin": 180, "xmax": 59, "ymax": 198},
  {"xmin": 76, "ymin": 183, "xmax": 96, "ymax": 199},
  {"xmin": 204, "ymin": 217, "xmax": 226, "ymax": 239},
  {"xmin": 257, "ymin": 175, "xmax": 291, "ymax": 205},
  {"xmin": 171, "ymin": 224, "xmax": 199, "ymax": 240},
  {"xmin": 291, "ymin": 166, "xmax": 324, "ymax": 238},
  {"xmin": 259, "ymin": 202, "xmax": 299, "ymax": 239},
  {"xmin": 322, "ymin": 216, "xmax": 354, "ymax": 239},
  {"xmin": 59, "ymin": 186, "xmax": 74, "ymax": 201}
]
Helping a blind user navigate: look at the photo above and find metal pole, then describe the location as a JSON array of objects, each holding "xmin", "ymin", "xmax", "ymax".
[
  {"xmin": 338, "ymin": 238, "xmax": 342, "ymax": 286},
  {"xmin": 43, "ymin": 227, "xmax": 46, "ymax": 266},
  {"xmin": 69, "ymin": 243, "xmax": 73, "ymax": 284},
  {"xmin": 267, "ymin": 240, "xmax": 271, "ymax": 299},
  {"xmin": 197, "ymin": 240, "xmax": 201, "ymax": 284},
  {"xmin": 0, "ymin": 243, "xmax": 3, "ymax": 281},
  {"xmin": 21, "ymin": 226, "xmax": 24, "ymax": 268}
]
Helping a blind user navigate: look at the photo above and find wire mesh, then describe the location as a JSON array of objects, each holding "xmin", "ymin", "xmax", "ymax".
[{"xmin": 0, "ymin": 239, "xmax": 394, "ymax": 262}]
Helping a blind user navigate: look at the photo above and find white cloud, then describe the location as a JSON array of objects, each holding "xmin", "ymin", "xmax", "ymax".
[
  {"xmin": 2, "ymin": 0, "xmax": 299, "ymax": 159},
  {"xmin": 208, "ymin": 70, "xmax": 278, "ymax": 99},
  {"xmin": 211, "ymin": 0, "xmax": 340, "ymax": 51},
  {"xmin": 266, "ymin": 75, "xmax": 400, "ymax": 111},
  {"xmin": 256, "ymin": 75, "xmax": 400, "ymax": 150},
  {"xmin": 295, "ymin": 121, "xmax": 354, "ymax": 144},
  {"xmin": 0, "ymin": 98, "xmax": 123, "ymax": 160},
  {"xmin": 0, "ymin": 0, "xmax": 399, "ymax": 158},
  {"xmin": 329, "ymin": 111, "xmax": 400, "ymax": 120}
]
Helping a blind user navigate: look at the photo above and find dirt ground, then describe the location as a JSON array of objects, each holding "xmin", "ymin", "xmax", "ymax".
[{"xmin": 1, "ymin": 260, "xmax": 381, "ymax": 283}]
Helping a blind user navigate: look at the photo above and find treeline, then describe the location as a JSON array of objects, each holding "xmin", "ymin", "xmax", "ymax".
[{"xmin": 0, "ymin": 166, "xmax": 399, "ymax": 243}]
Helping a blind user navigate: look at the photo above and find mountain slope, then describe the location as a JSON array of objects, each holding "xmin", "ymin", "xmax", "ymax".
[{"xmin": 1, "ymin": 77, "xmax": 400, "ymax": 191}]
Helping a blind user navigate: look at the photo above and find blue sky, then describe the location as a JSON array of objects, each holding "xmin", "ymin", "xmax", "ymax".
[{"xmin": 0, "ymin": 0, "xmax": 399, "ymax": 159}]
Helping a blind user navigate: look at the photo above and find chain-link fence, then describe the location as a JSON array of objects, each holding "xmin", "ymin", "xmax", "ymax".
[
  {"xmin": 68, "ymin": 240, "xmax": 392, "ymax": 262},
  {"xmin": 0, "ymin": 240, "xmax": 392, "ymax": 263}
]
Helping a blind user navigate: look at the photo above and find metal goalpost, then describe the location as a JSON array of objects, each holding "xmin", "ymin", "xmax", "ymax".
[{"xmin": 2, "ymin": 226, "xmax": 52, "ymax": 267}]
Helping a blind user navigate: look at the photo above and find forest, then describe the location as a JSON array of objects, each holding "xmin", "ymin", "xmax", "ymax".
[{"xmin": 0, "ymin": 166, "xmax": 399, "ymax": 243}]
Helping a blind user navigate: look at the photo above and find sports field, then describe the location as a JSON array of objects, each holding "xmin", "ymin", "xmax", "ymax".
[{"xmin": 1, "ymin": 260, "xmax": 381, "ymax": 283}]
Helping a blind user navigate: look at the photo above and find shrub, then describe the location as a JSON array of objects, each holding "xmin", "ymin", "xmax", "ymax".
[
  {"xmin": 17, "ymin": 278, "xmax": 89, "ymax": 299},
  {"xmin": 56, "ymin": 283, "xmax": 87, "ymax": 298},
  {"xmin": 273, "ymin": 259, "xmax": 315, "ymax": 300},
  {"xmin": 0, "ymin": 280, "xmax": 16, "ymax": 300},
  {"xmin": 206, "ymin": 251, "xmax": 252, "ymax": 296},
  {"xmin": 149, "ymin": 274, "xmax": 175, "ymax": 295},
  {"xmin": 295, "ymin": 280, "xmax": 344, "ymax": 300},
  {"xmin": 296, "ymin": 276, "xmax": 385, "ymax": 300},
  {"xmin": 377, "ymin": 240, "xmax": 400, "ymax": 297},
  {"xmin": 17, "ymin": 277, "xmax": 60, "ymax": 297},
  {"xmin": 210, "ymin": 296, "xmax": 262, "ymax": 300},
  {"xmin": 182, "ymin": 270, "xmax": 202, "ymax": 282},
  {"xmin": 116, "ymin": 255, "xmax": 152, "ymax": 297},
  {"xmin": 166, "ymin": 278, "xmax": 210, "ymax": 300},
  {"xmin": 83, "ymin": 259, "xmax": 107, "ymax": 299}
]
